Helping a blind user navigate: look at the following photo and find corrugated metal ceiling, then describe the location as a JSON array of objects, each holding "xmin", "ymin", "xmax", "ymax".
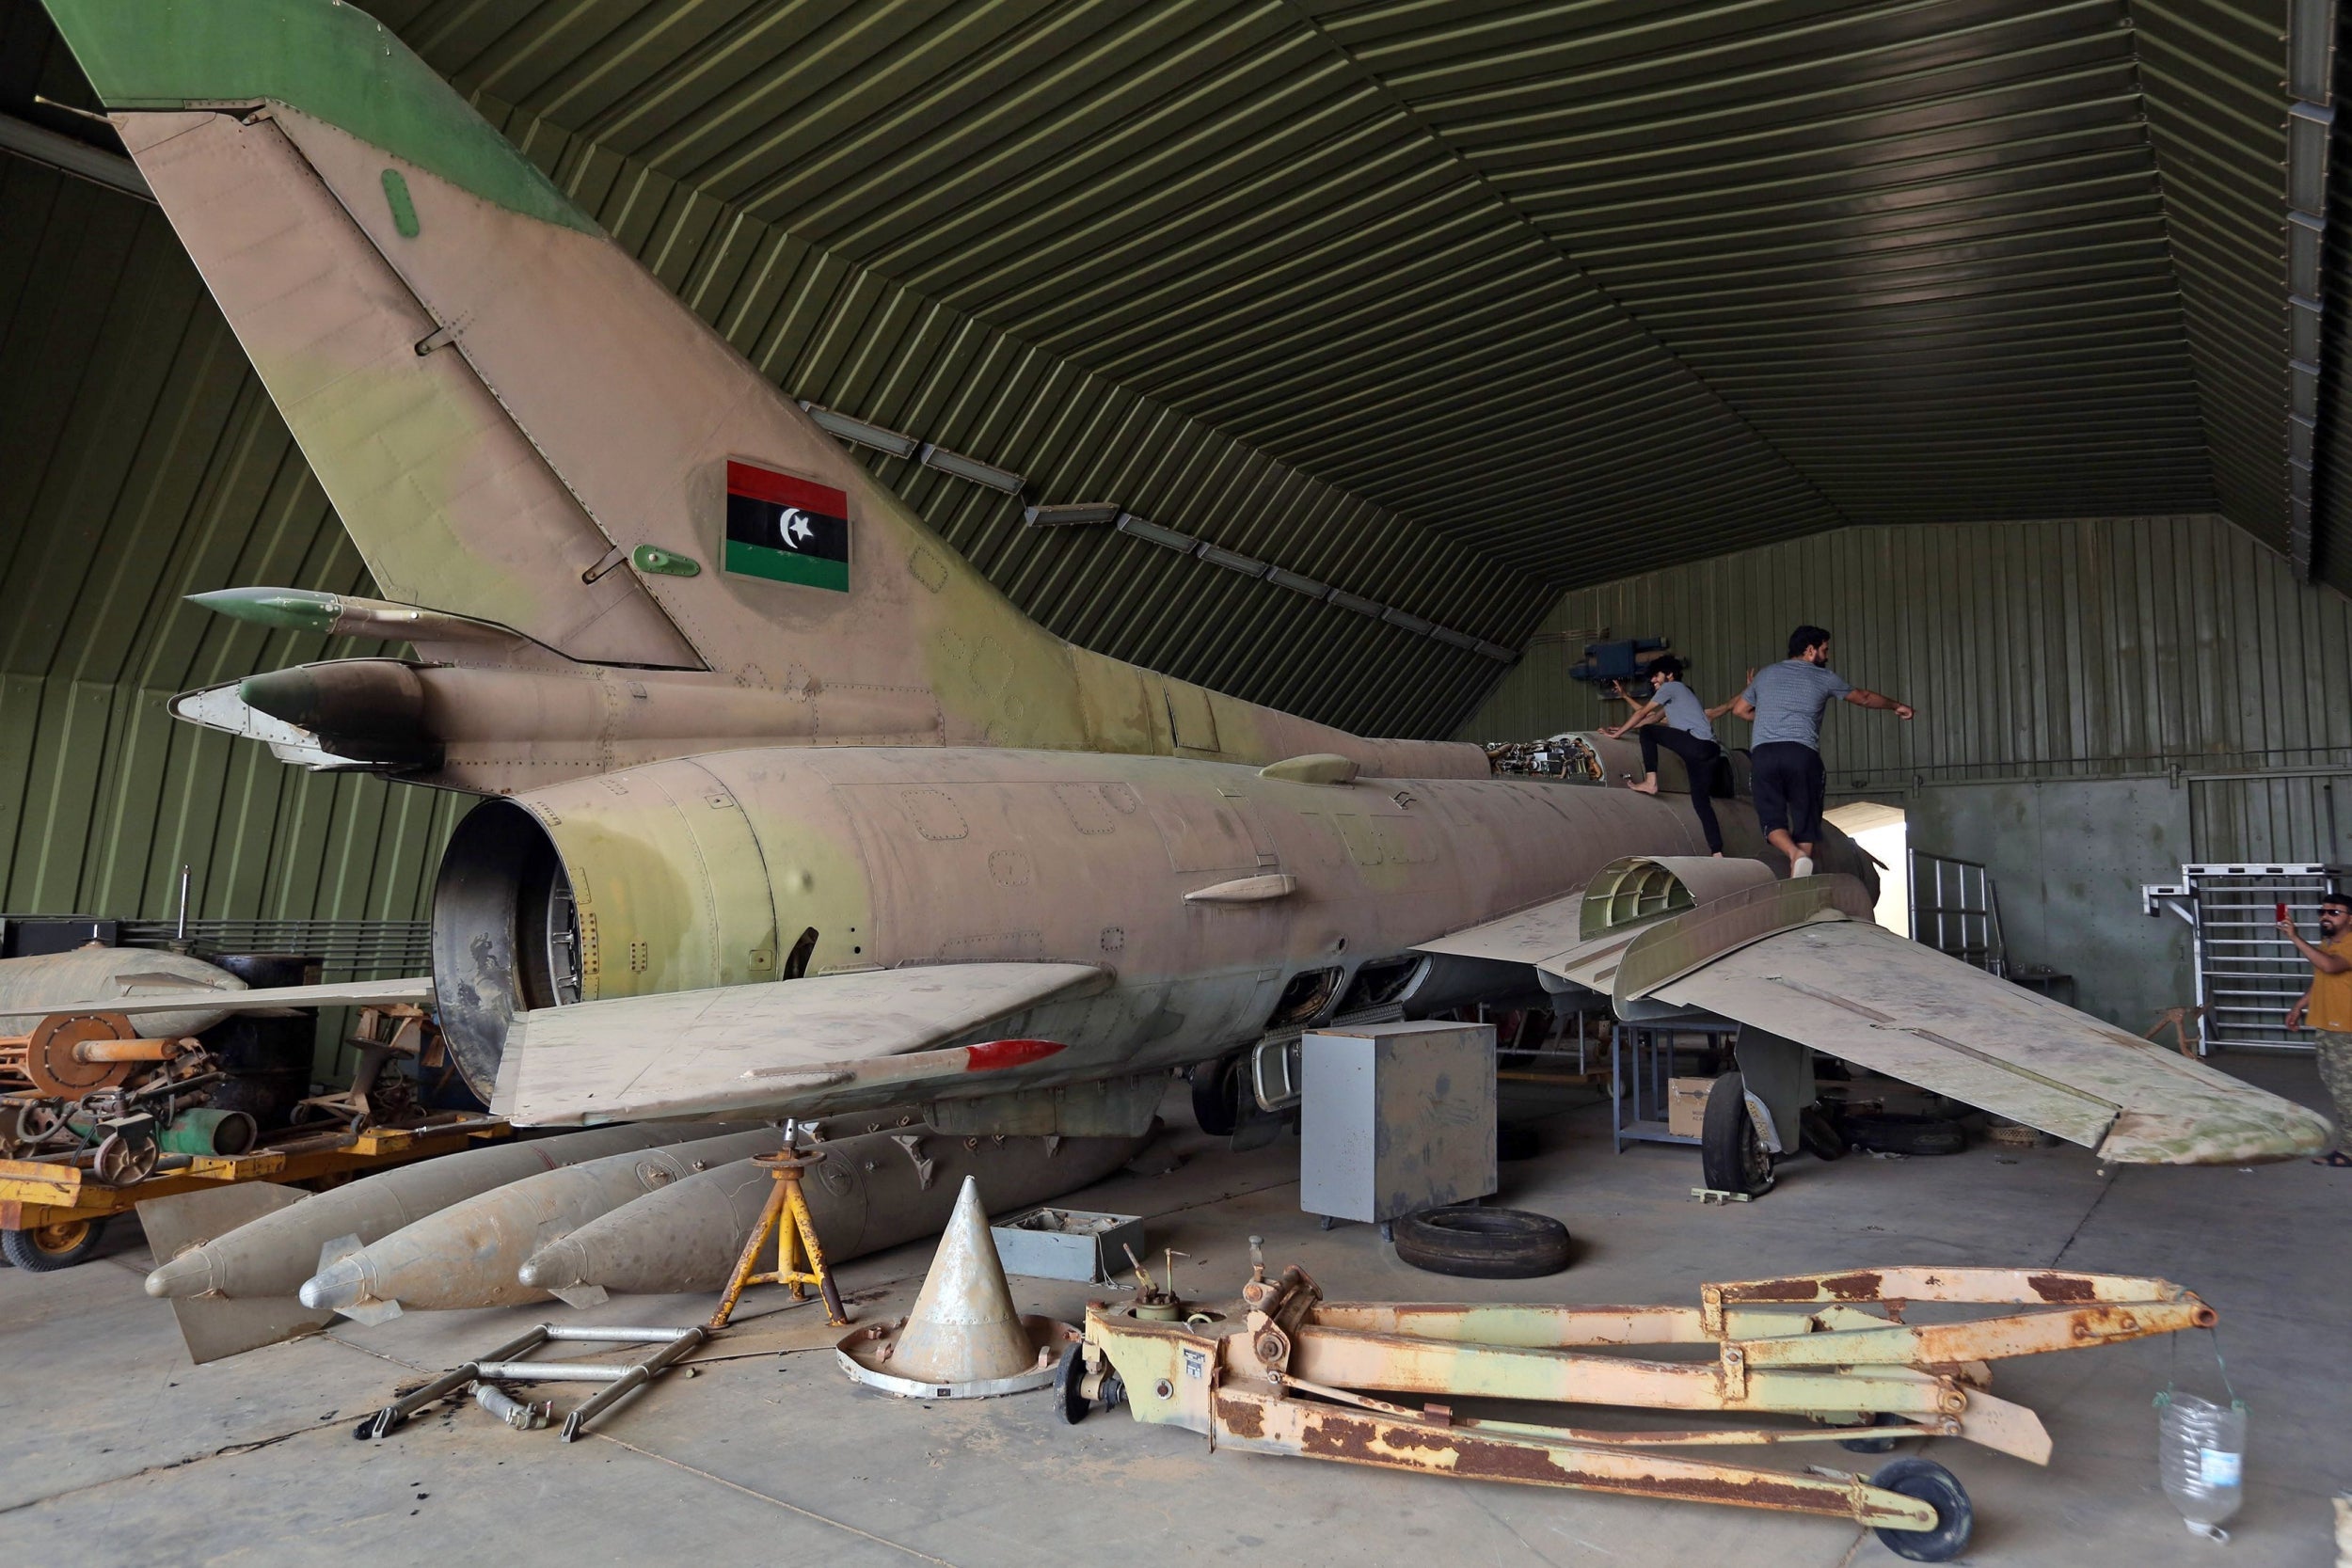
[
  {"xmin": 6, "ymin": 0, "xmax": 2339, "ymax": 609},
  {"xmin": 357, "ymin": 0, "xmax": 2317, "ymax": 590}
]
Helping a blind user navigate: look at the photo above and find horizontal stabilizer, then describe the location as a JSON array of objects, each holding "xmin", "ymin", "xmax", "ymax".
[
  {"xmin": 491, "ymin": 964, "xmax": 1111, "ymax": 1125},
  {"xmin": 1649, "ymin": 919, "xmax": 2332, "ymax": 1165}
]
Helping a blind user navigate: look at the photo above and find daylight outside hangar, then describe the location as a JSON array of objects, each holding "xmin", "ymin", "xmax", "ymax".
[{"xmin": 0, "ymin": 1, "xmax": 2347, "ymax": 1562}]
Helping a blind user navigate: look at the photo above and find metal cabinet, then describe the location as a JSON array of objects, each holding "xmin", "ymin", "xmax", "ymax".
[{"xmin": 1299, "ymin": 1020, "xmax": 1496, "ymax": 1224}]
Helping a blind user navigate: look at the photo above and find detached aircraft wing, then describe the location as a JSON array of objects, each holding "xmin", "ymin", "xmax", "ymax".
[
  {"xmin": 34, "ymin": 977, "xmax": 436, "ymax": 1017},
  {"xmin": 1418, "ymin": 857, "xmax": 2331, "ymax": 1165},
  {"xmin": 489, "ymin": 963, "xmax": 1111, "ymax": 1125}
]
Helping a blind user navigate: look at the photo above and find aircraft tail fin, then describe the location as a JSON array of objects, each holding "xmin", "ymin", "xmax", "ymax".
[
  {"xmin": 48, "ymin": 0, "xmax": 1486, "ymax": 775},
  {"xmin": 44, "ymin": 2, "xmax": 1069, "ymax": 705}
]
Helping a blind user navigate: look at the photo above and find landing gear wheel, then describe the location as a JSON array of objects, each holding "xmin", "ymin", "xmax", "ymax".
[
  {"xmin": 1700, "ymin": 1073, "xmax": 1772, "ymax": 1196},
  {"xmin": 4, "ymin": 1214, "xmax": 109, "ymax": 1272},
  {"xmin": 1869, "ymin": 1456, "xmax": 1973, "ymax": 1562},
  {"xmin": 1190, "ymin": 1057, "xmax": 1242, "ymax": 1137},
  {"xmin": 1392, "ymin": 1207, "xmax": 1571, "ymax": 1278}
]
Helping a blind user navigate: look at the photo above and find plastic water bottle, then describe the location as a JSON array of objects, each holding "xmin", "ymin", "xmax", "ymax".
[{"xmin": 2157, "ymin": 1392, "xmax": 2247, "ymax": 1542}]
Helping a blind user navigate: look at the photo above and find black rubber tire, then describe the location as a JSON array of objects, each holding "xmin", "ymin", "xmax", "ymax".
[
  {"xmin": 1837, "ymin": 1411, "xmax": 1905, "ymax": 1453},
  {"xmin": 1844, "ymin": 1112, "xmax": 1967, "ymax": 1158},
  {"xmin": 1190, "ymin": 1057, "xmax": 1242, "ymax": 1137},
  {"xmin": 1056, "ymin": 1342, "xmax": 1091, "ymax": 1425},
  {"xmin": 1392, "ymin": 1206, "xmax": 1571, "ymax": 1279},
  {"xmin": 1700, "ymin": 1074, "xmax": 1772, "ymax": 1196},
  {"xmin": 1799, "ymin": 1105, "xmax": 1848, "ymax": 1162},
  {"xmin": 3, "ymin": 1214, "xmax": 108, "ymax": 1272},
  {"xmin": 1496, "ymin": 1122, "xmax": 1542, "ymax": 1163},
  {"xmin": 1870, "ymin": 1456, "xmax": 1974, "ymax": 1562}
]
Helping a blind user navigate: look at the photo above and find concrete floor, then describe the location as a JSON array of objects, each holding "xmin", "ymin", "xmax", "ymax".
[{"xmin": 2, "ymin": 1054, "xmax": 2344, "ymax": 1567}]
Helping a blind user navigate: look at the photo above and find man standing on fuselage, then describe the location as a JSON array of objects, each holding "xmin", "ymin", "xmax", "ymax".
[
  {"xmin": 1732, "ymin": 626, "xmax": 1913, "ymax": 877},
  {"xmin": 1601, "ymin": 657, "xmax": 1737, "ymax": 856}
]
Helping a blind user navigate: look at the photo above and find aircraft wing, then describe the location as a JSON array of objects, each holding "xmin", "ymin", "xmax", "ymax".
[
  {"xmin": 1413, "ymin": 890, "xmax": 1589, "ymax": 968},
  {"xmin": 31, "ymin": 976, "xmax": 435, "ymax": 1018},
  {"xmin": 1417, "ymin": 859, "xmax": 2331, "ymax": 1165},
  {"xmin": 1646, "ymin": 919, "xmax": 2330, "ymax": 1164},
  {"xmin": 489, "ymin": 963, "xmax": 1111, "ymax": 1125}
]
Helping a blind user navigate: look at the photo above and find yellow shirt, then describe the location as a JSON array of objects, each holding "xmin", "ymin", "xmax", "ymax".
[{"xmin": 2309, "ymin": 933, "xmax": 2352, "ymax": 1033}]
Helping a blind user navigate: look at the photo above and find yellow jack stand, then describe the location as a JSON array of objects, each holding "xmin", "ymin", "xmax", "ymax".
[{"xmin": 707, "ymin": 1148, "xmax": 849, "ymax": 1330}]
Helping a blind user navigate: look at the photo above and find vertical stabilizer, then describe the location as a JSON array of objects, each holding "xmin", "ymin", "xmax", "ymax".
[{"xmin": 45, "ymin": 0, "xmax": 1488, "ymax": 775}]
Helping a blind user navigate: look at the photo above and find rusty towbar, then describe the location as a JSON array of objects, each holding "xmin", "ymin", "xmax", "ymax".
[{"xmin": 1066, "ymin": 1255, "xmax": 2217, "ymax": 1562}]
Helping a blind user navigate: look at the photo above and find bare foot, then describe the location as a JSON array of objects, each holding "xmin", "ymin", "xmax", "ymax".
[{"xmin": 1629, "ymin": 773, "xmax": 1661, "ymax": 796}]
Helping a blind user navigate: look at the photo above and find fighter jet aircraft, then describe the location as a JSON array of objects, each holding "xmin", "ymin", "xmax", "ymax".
[{"xmin": 37, "ymin": 0, "xmax": 2328, "ymax": 1175}]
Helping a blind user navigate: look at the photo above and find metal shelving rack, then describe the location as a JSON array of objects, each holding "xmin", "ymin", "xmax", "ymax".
[{"xmin": 1610, "ymin": 1019, "xmax": 1740, "ymax": 1152}]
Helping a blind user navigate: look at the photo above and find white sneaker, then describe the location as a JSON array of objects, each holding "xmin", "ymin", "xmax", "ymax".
[{"xmin": 1790, "ymin": 855, "xmax": 1815, "ymax": 878}]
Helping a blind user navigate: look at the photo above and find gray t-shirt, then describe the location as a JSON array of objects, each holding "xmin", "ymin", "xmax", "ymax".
[
  {"xmin": 1739, "ymin": 658, "xmax": 1853, "ymax": 750},
  {"xmin": 1647, "ymin": 680, "xmax": 1714, "ymax": 743}
]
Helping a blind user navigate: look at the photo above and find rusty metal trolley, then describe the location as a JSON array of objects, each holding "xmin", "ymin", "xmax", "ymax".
[{"xmin": 1063, "ymin": 1244, "xmax": 2218, "ymax": 1561}]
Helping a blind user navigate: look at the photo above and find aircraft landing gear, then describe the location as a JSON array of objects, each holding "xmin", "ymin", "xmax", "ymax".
[
  {"xmin": 1189, "ymin": 1056, "xmax": 1243, "ymax": 1136},
  {"xmin": 1700, "ymin": 1071, "xmax": 1774, "ymax": 1197}
]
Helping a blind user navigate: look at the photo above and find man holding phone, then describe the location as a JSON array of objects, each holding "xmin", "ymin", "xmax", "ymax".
[{"xmin": 2280, "ymin": 891, "xmax": 2352, "ymax": 1165}]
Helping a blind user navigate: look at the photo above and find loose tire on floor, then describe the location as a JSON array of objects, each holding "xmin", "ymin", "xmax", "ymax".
[
  {"xmin": 1392, "ymin": 1206, "xmax": 1571, "ymax": 1278},
  {"xmin": 1700, "ymin": 1073, "xmax": 1772, "ymax": 1196},
  {"xmin": 1869, "ymin": 1456, "xmax": 1973, "ymax": 1561},
  {"xmin": 1843, "ymin": 1112, "xmax": 1967, "ymax": 1157},
  {"xmin": 1190, "ymin": 1057, "xmax": 1242, "ymax": 1137},
  {"xmin": 3, "ymin": 1214, "xmax": 108, "ymax": 1272},
  {"xmin": 1799, "ymin": 1105, "xmax": 1848, "ymax": 1162}
]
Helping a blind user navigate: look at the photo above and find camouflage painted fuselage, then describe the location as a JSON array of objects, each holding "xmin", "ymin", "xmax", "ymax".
[
  {"xmin": 44, "ymin": 0, "xmax": 1815, "ymax": 1121},
  {"xmin": 435, "ymin": 745, "xmax": 1832, "ymax": 1111}
]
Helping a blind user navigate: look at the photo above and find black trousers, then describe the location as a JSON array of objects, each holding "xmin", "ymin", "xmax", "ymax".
[
  {"xmin": 1749, "ymin": 740, "xmax": 1826, "ymax": 844},
  {"xmin": 1639, "ymin": 725, "xmax": 1724, "ymax": 852}
]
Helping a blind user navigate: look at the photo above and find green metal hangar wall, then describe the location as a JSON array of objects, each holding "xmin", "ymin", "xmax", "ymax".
[{"xmin": 2, "ymin": 0, "xmax": 2348, "ymax": 980}]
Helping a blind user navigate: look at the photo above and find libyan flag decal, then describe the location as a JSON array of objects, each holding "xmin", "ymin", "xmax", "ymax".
[{"xmin": 724, "ymin": 461, "xmax": 850, "ymax": 592}]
